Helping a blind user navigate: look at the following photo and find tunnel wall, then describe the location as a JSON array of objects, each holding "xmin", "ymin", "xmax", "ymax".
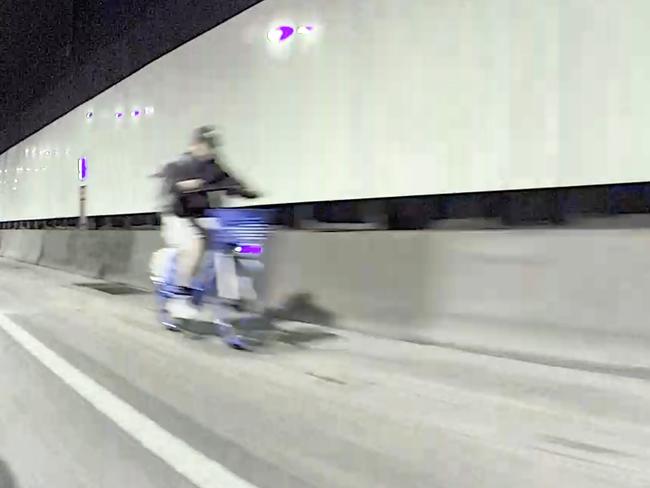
[
  {"xmin": 3, "ymin": 0, "xmax": 650, "ymax": 222},
  {"xmin": 2, "ymin": 228, "xmax": 650, "ymax": 356}
]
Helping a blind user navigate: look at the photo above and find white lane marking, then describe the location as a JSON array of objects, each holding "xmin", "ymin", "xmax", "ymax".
[{"xmin": 0, "ymin": 313, "xmax": 257, "ymax": 488}]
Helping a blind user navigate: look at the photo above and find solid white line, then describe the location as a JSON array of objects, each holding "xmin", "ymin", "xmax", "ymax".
[{"xmin": 0, "ymin": 313, "xmax": 258, "ymax": 488}]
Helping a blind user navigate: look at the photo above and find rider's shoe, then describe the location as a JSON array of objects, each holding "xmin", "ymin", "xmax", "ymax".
[
  {"xmin": 168, "ymin": 298, "xmax": 200, "ymax": 320},
  {"xmin": 222, "ymin": 299, "xmax": 246, "ymax": 312}
]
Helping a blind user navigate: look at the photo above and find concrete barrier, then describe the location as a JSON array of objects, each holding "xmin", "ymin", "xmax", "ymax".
[
  {"xmin": 261, "ymin": 231, "xmax": 432, "ymax": 333},
  {"xmin": 261, "ymin": 229, "xmax": 650, "ymax": 360},
  {"xmin": 5, "ymin": 226, "xmax": 650, "ymax": 364},
  {"xmin": 103, "ymin": 230, "xmax": 163, "ymax": 290},
  {"xmin": 39, "ymin": 230, "xmax": 161, "ymax": 289},
  {"xmin": 0, "ymin": 230, "xmax": 44, "ymax": 264}
]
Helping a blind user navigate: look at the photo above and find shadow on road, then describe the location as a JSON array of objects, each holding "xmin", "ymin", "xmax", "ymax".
[
  {"xmin": 275, "ymin": 326, "xmax": 339, "ymax": 346},
  {"xmin": 269, "ymin": 292, "xmax": 336, "ymax": 327},
  {"xmin": 0, "ymin": 459, "xmax": 18, "ymax": 488}
]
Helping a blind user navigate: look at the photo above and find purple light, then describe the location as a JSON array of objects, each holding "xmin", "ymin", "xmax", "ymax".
[
  {"xmin": 132, "ymin": 109, "xmax": 141, "ymax": 117},
  {"xmin": 115, "ymin": 112, "xmax": 124, "ymax": 119},
  {"xmin": 237, "ymin": 244, "xmax": 263, "ymax": 255},
  {"xmin": 86, "ymin": 111, "xmax": 94, "ymax": 119},
  {"xmin": 268, "ymin": 25, "xmax": 295, "ymax": 43},
  {"xmin": 78, "ymin": 157, "xmax": 88, "ymax": 182}
]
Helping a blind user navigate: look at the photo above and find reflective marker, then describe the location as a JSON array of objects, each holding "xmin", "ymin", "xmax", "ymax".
[{"xmin": 78, "ymin": 157, "xmax": 88, "ymax": 182}]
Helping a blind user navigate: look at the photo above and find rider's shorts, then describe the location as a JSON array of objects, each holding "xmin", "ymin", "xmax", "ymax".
[{"xmin": 161, "ymin": 214, "xmax": 210, "ymax": 249}]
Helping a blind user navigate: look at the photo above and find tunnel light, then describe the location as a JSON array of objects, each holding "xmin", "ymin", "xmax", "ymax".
[
  {"xmin": 297, "ymin": 25, "xmax": 315, "ymax": 34},
  {"xmin": 144, "ymin": 106, "xmax": 155, "ymax": 115},
  {"xmin": 268, "ymin": 25, "xmax": 295, "ymax": 43},
  {"xmin": 237, "ymin": 245, "xmax": 263, "ymax": 255}
]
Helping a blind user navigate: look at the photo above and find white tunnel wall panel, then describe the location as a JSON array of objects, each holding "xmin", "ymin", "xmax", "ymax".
[
  {"xmin": 1, "ymin": 0, "xmax": 650, "ymax": 221},
  {"xmin": 558, "ymin": 0, "xmax": 650, "ymax": 188}
]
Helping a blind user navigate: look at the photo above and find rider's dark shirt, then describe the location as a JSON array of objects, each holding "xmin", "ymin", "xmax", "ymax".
[{"xmin": 158, "ymin": 153, "xmax": 232, "ymax": 217}]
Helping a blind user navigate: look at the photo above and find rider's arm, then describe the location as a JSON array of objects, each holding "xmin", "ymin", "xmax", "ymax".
[
  {"xmin": 203, "ymin": 159, "xmax": 259, "ymax": 197},
  {"xmin": 172, "ymin": 157, "xmax": 208, "ymax": 192},
  {"xmin": 175, "ymin": 179, "xmax": 205, "ymax": 192}
]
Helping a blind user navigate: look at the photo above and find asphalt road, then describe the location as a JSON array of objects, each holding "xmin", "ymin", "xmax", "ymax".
[{"xmin": 1, "ymin": 258, "xmax": 650, "ymax": 487}]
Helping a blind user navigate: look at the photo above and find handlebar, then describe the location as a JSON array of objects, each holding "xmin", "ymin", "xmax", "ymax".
[
  {"xmin": 181, "ymin": 180, "xmax": 259, "ymax": 199},
  {"xmin": 182, "ymin": 184, "xmax": 239, "ymax": 194}
]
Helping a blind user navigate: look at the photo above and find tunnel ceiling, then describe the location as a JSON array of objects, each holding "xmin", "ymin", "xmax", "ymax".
[{"xmin": 0, "ymin": 0, "xmax": 265, "ymax": 154}]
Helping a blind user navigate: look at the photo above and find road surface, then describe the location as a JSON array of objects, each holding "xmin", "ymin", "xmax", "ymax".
[{"xmin": 1, "ymin": 258, "xmax": 649, "ymax": 487}]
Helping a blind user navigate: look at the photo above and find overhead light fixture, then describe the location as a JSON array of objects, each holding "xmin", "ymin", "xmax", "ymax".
[
  {"xmin": 268, "ymin": 25, "xmax": 295, "ymax": 43},
  {"xmin": 297, "ymin": 25, "xmax": 315, "ymax": 35}
]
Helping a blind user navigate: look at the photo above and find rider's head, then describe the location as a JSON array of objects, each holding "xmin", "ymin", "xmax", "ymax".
[{"xmin": 189, "ymin": 126, "xmax": 219, "ymax": 160}]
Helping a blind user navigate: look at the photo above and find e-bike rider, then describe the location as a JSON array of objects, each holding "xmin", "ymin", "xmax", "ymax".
[{"xmin": 156, "ymin": 126, "xmax": 257, "ymax": 319}]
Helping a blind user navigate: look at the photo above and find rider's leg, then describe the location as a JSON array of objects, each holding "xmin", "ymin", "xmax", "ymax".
[
  {"xmin": 165, "ymin": 216, "xmax": 203, "ymax": 289},
  {"xmin": 168, "ymin": 217, "xmax": 210, "ymax": 318},
  {"xmin": 215, "ymin": 249, "xmax": 240, "ymax": 302},
  {"xmin": 177, "ymin": 234, "xmax": 204, "ymax": 288},
  {"xmin": 159, "ymin": 214, "xmax": 185, "ymax": 293}
]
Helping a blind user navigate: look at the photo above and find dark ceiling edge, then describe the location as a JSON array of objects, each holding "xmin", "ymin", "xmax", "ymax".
[{"xmin": 1, "ymin": 0, "xmax": 267, "ymax": 156}]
